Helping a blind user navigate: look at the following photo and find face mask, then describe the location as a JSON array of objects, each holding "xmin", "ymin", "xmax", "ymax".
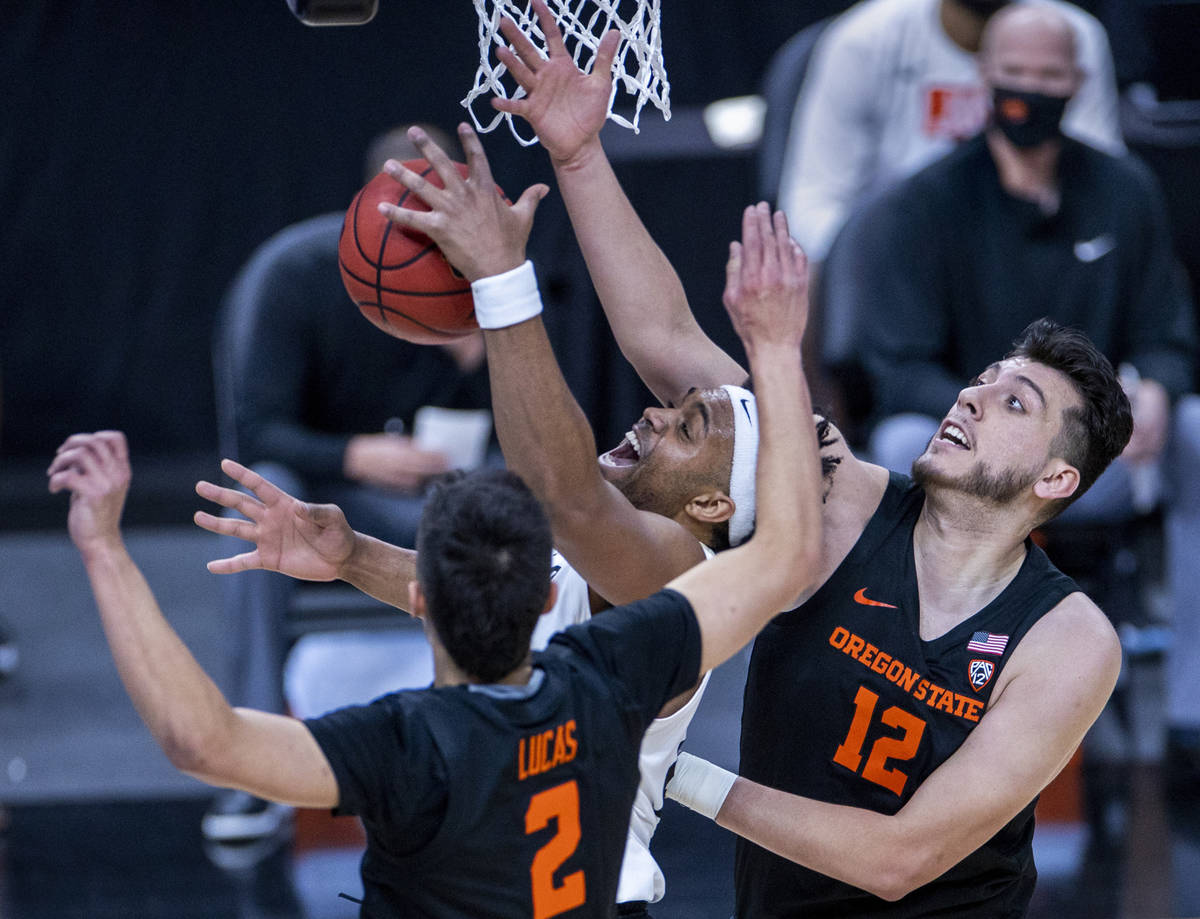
[{"xmin": 991, "ymin": 86, "xmax": 1070, "ymax": 148}]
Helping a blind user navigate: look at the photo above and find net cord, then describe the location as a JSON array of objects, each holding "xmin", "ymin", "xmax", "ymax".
[{"xmin": 463, "ymin": 0, "xmax": 670, "ymax": 147}]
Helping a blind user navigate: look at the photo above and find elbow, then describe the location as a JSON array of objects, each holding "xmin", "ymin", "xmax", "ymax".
[
  {"xmin": 160, "ymin": 730, "xmax": 210, "ymax": 776},
  {"xmin": 865, "ymin": 845, "xmax": 940, "ymax": 902},
  {"xmin": 157, "ymin": 716, "xmax": 234, "ymax": 783}
]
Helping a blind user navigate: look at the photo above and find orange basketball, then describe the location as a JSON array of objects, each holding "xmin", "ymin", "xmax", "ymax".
[{"xmin": 338, "ymin": 160, "xmax": 486, "ymax": 344}]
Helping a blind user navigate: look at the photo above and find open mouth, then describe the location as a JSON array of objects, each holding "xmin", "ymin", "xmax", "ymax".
[
  {"xmin": 937, "ymin": 422, "xmax": 970, "ymax": 450},
  {"xmin": 598, "ymin": 429, "xmax": 642, "ymax": 468}
]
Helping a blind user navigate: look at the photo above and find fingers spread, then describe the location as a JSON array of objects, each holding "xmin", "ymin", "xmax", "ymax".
[
  {"xmin": 193, "ymin": 510, "xmax": 255, "ymax": 541},
  {"xmin": 499, "ymin": 12, "xmax": 546, "ymax": 72},
  {"xmin": 495, "ymin": 45, "xmax": 536, "ymax": 89},
  {"xmin": 206, "ymin": 549, "xmax": 261, "ymax": 576},
  {"xmin": 408, "ymin": 125, "xmax": 463, "ymax": 190},
  {"xmin": 532, "ymin": 0, "xmax": 567, "ymax": 56},
  {"xmin": 593, "ymin": 29, "xmax": 620, "ymax": 77},
  {"xmin": 196, "ymin": 479, "xmax": 264, "ymax": 520},
  {"xmin": 458, "ymin": 123, "xmax": 497, "ymax": 188}
]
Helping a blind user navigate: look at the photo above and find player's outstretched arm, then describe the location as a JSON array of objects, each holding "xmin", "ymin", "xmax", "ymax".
[
  {"xmin": 493, "ymin": 0, "xmax": 745, "ymax": 404},
  {"xmin": 669, "ymin": 594, "xmax": 1121, "ymax": 900},
  {"xmin": 383, "ymin": 123, "xmax": 708, "ymax": 606},
  {"xmin": 48, "ymin": 433, "xmax": 339, "ymax": 808},
  {"xmin": 668, "ymin": 205, "xmax": 823, "ymax": 674},
  {"xmin": 194, "ymin": 458, "xmax": 417, "ymax": 610}
]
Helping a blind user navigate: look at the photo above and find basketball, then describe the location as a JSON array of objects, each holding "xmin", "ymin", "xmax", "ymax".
[{"xmin": 338, "ymin": 160, "xmax": 487, "ymax": 344}]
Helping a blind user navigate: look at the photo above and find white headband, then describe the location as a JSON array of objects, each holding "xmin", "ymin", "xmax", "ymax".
[{"xmin": 721, "ymin": 384, "xmax": 759, "ymax": 546}]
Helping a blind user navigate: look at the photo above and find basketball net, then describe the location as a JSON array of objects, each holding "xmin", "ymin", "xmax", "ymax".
[{"xmin": 464, "ymin": 0, "xmax": 671, "ymax": 146}]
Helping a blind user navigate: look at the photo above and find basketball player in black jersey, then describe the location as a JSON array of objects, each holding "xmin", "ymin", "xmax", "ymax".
[
  {"xmin": 48, "ymin": 192, "xmax": 823, "ymax": 918},
  {"xmin": 489, "ymin": 5, "xmax": 1134, "ymax": 913}
]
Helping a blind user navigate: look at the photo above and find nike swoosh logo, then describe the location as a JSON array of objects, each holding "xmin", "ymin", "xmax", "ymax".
[
  {"xmin": 1074, "ymin": 235, "xmax": 1116, "ymax": 263},
  {"xmin": 854, "ymin": 588, "xmax": 898, "ymax": 609},
  {"xmin": 739, "ymin": 398, "xmax": 754, "ymax": 424}
]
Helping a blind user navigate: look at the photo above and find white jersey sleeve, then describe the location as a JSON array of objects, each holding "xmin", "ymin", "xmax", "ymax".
[
  {"xmin": 532, "ymin": 544, "xmax": 715, "ymax": 904},
  {"xmin": 530, "ymin": 549, "xmax": 593, "ymax": 652}
]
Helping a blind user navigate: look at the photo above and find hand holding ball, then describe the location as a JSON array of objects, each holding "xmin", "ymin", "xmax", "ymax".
[{"xmin": 339, "ymin": 160, "xmax": 494, "ymax": 344}]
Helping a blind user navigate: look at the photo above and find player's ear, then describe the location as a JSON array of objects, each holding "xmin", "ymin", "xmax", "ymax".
[
  {"xmin": 408, "ymin": 579, "xmax": 427, "ymax": 621},
  {"xmin": 540, "ymin": 582, "xmax": 558, "ymax": 616},
  {"xmin": 685, "ymin": 491, "xmax": 735, "ymax": 527},
  {"xmin": 1034, "ymin": 460, "xmax": 1080, "ymax": 502}
]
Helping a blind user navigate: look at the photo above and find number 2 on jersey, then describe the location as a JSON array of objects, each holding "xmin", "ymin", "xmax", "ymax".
[
  {"xmin": 833, "ymin": 685, "xmax": 926, "ymax": 796},
  {"xmin": 525, "ymin": 779, "xmax": 586, "ymax": 919}
]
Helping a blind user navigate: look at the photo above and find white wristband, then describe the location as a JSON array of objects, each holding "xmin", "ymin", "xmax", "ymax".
[
  {"xmin": 665, "ymin": 752, "xmax": 737, "ymax": 821},
  {"xmin": 470, "ymin": 260, "xmax": 543, "ymax": 329}
]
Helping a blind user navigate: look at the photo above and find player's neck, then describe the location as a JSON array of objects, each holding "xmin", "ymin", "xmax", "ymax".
[
  {"xmin": 912, "ymin": 497, "xmax": 1029, "ymax": 638},
  {"xmin": 939, "ymin": 0, "xmax": 988, "ymax": 53},
  {"xmin": 430, "ymin": 640, "xmax": 535, "ymax": 689}
]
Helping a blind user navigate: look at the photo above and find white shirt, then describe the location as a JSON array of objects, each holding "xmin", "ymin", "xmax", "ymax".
[
  {"xmin": 777, "ymin": 0, "xmax": 1124, "ymax": 261},
  {"xmin": 532, "ymin": 548, "xmax": 713, "ymax": 904}
]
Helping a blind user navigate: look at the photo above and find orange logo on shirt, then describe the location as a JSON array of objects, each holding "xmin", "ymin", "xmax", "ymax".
[
  {"xmin": 924, "ymin": 84, "xmax": 989, "ymax": 139},
  {"xmin": 854, "ymin": 588, "xmax": 898, "ymax": 609}
]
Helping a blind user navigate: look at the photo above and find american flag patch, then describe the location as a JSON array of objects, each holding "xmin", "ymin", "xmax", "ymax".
[{"xmin": 967, "ymin": 631, "xmax": 1008, "ymax": 655}]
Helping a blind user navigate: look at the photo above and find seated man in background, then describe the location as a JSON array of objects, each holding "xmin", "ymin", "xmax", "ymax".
[
  {"xmin": 777, "ymin": 0, "xmax": 1123, "ymax": 266},
  {"xmin": 207, "ymin": 124, "xmax": 494, "ymax": 843},
  {"xmin": 849, "ymin": 3, "xmax": 1199, "ymax": 808}
]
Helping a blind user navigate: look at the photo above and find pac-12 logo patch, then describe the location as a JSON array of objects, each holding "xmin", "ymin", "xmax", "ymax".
[{"xmin": 968, "ymin": 659, "xmax": 995, "ymax": 692}]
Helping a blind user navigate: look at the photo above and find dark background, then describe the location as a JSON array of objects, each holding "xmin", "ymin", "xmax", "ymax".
[
  {"xmin": 0, "ymin": 1, "xmax": 1193, "ymax": 511},
  {"xmin": 0, "ymin": 1, "xmax": 844, "ymax": 462}
]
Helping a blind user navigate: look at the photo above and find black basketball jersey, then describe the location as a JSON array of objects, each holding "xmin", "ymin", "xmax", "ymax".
[
  {"xmin": 306, "ymin": 587, "xmax": 701, "ymax": 919},
  {"xmin": 736, "ymin": 474, "xmax": 1077, "ymax": 917}
]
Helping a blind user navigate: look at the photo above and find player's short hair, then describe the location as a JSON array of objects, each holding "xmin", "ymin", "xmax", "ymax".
[
  {"xmin": 416, "ymin": 469, "xmax": 552, "ymax": 683},
  {"xmin": 1006, "ymin": 318, "xmax": 1132, "ymax": 520}
]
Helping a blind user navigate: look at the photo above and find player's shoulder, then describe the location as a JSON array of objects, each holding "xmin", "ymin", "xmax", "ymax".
[{"xmin": 1010, "ymin": 590, "xmax": 1121, "ymax": 678}]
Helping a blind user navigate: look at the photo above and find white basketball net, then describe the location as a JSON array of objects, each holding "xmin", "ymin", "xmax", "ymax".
[{"xmin": 464, "ymin": 0, "xmax": 671, "ymax": 147}]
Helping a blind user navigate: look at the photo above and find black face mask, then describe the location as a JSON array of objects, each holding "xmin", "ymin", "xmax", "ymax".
[{"xmin": 991, "ymin": 86, "xmax": 1070, "ymax": 148}]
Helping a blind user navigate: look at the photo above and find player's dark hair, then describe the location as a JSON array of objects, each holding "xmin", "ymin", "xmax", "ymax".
[
  {"xmin": 1006, "ymin": 318, "xmax": 1132, "ymax": 520},
  {"xmin": 416, "ymin": 469, "xmax": 552, "ymax": 683}
]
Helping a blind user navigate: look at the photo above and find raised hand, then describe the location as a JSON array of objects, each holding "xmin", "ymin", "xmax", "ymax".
[
  {"xmin": 194, "ymin": 459, "xmax": 354, "ymax": 582},
  {"xmin": 47, "ymin": 430, "xmax": 132, "ymax": 556},
  {"xmin": 722, "ymin": 203, "xmax": 810, "ymax": 356},
  {"xmin": 377, "ymin": 123, "xmax": 548, "ymax": 283},
  {"xmin": 492, "ymin": 0, "xmax": 619, "ymax": 164}
]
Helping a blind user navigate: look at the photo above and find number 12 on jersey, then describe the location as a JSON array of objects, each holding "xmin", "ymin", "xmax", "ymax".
[
  {"xmin": 833, "ymin": 685, "xmax": 926, "ymax": 796},
  {"xmin": 525, "ymin": 779, "xmax": 586, "ymax": 919}
]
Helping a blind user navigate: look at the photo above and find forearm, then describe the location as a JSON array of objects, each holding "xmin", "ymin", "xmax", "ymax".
[
  {"xmin": 81, "ymin": 540, "xmax": 237, "ymax": 771},
  {"xmin": 483, "ymin": 314, "xmax": 606, "ymax": 512},
  {"xmin": 338, "ymin": 532, "xmax": 417, "ymax": 610},
  {"xmin": 717, "ymin": 777, "xmax": 914, "ymax": 901},
  {"xmin": 554, "ymin": 142, "xmax": 746, "ymax": 401},
  {"xmin": 673, "ymin": 341, "xmax": 822, "ymax": 671}
]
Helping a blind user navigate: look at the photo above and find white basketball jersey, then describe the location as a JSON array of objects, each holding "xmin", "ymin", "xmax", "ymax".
[{"xmin": 532, "ymin": 548, "xmax": 713, "ymax": 904}]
